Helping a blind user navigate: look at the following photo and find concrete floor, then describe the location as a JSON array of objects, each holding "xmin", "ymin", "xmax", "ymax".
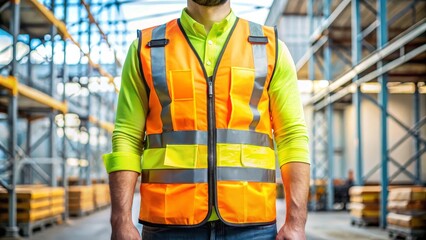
[{"xmin": 29, "ymin": 196, "xmax": 388, "ymax": 240}]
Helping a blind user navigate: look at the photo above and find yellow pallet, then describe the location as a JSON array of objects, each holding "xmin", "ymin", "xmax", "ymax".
[
  {"xmin": 68, "ymin": 201, "xmax": 94, "ymax": 209},
  {"xmin": 388, "ymin": 187, "xmax": 426, "ymax": 201},
  {"xmin": 0, "ymin": 207, "xmax": 51, "ymax": 222},
  {"xmin": 50, "ymin": 197, "xmax": 65, "ymax": 204},
  {"xmin": 349, "ymin": 186, "xmax": 381, "ymax": 196},
  {"xmin": 387, "ymin": 212, "xmax": 426, "ymax": 228},
  {"xmin": 349, "ymin": 202, "xmax": 380, "ymax": 211},
  {"xmin": 388, "ymin": 200, "xmax": 426, "ymax": 211},
  {"xmin": 50, "ymin": 187, "xmax": 65, "ymax": 197},
  {"xmin": 0, "ymin": 198, "xmax": 51, "ymax": 210},
  {"xmin": 68, "ymin": 204, "xmax": 95, "ymax": 212},
  {"xmin": 350, "ymin": 195, "xmax": 380, "ymax": 203},
  {"xmin": 50, "ymin": 206, "xmax": 65, "ymax": 216},
  {"xmin": 350, "ymin": 209, "xmax": 380, "ymax": 218},
  {"xmin": 16, "ymin": 198, "xmax": 51, "ymax": 210},
  {"xmin": 0, "ymin": 188, "xmax": 51, "ymax": 200}
]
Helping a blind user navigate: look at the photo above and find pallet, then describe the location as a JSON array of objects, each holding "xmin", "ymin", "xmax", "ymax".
[
  {"xmin": 350, "ymin": 216, "xmax": 379, "ymax": 227},
  {"xmin": 387, "ymin": 224, "xmax": 426, "ymax": 240},
  {"xmin": 69, "ymin": 208, "xmax": 95, "ymax": 217},
  {"xmin": 95, "ymin": 203, "xmax": 110, "ymax": 210},
  {"xmin": 0, "ymin": 214, "xmax": 62, "ymax": 237}
]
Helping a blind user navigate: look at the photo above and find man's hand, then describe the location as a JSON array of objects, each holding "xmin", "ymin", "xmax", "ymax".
[
  {"xmin": 111, "ymin": 219, "xmax": 141, "ymax": 240},
  {"xmin": 277, "ymin": 162, "xmax": 310, "ymax": 240},
  {"xmin": 109, "ymin": 171, "xmax": 140, "ymax": 240},
  {"xmin": 276, "ymin": 223, "xmax": 306, "ymax": 240}
]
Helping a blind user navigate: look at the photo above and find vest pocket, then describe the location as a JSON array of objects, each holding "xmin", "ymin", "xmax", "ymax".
[
  {"xmin": 229, "ymin": 67, "xmax": 255, "ymax": 129},
  {"xmin": 169, "ymin": 70, "xmax": 196, "ymax": 130}
]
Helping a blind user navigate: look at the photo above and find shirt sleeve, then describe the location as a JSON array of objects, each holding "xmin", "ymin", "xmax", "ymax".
[
  {"xmin": 269, "ymin": 40, "xmax": 310, "ymax": 167},
  {"xmin": 102, "ymin": 39, "xmax": 149, "ymax": 173}
]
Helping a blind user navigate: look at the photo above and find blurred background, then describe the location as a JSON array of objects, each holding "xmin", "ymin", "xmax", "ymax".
[{"xmin": 0, "ymin": 0, "xmax": 425, "ymax": 239}]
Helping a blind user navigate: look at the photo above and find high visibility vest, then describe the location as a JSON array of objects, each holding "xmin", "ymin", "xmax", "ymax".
[{"xmin": 138, "ymin": 18, "xmax": 278, "ymax": 227}]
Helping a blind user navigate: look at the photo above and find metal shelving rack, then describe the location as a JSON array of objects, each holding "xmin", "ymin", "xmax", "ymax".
[
  {"xmin": 267, "ymin": 0, "xmax": 425, "ymax": 228},
  {"xmin": 0, "ymin": 0, "xmax": 123, "ymax": 237}
]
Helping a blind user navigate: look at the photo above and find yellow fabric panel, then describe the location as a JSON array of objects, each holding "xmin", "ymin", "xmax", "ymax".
[
  {"xmin": 217, "ymin": 144, "xmax": 241, "ymax": 167},
  {"xmin": 241, "ymin": 144, "xmax": 275, "ymax": 170},
  {"xmin": 142, "ymin": 145, "xmax": 208, "ymax": 169},
  {"xmin": 143, "ymin": 144, "xmax": 274, "ymax": 170},
  {"xmin": 216, "ymin": 144, "xmax": 275, "ymax": 169},
  {"xmin": 165, "ymin": 144, "xmax": 198, "ymax": 168}
]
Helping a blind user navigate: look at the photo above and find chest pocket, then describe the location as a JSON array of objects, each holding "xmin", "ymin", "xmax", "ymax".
[
  {"xmin": 169, "ymin": 69, "xmax": 197, "ymax": 130},
  {"xmin": 228, "ymin": 67, "xmax": 256, "ymax": 129}
]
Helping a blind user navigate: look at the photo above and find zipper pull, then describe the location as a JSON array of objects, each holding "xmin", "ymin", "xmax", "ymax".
[{"xmin": 208, "ymin": 79, "xmax": 213, "ymax": 97}]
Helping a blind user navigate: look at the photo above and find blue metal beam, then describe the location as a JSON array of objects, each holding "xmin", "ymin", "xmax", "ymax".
[
  {"xmin": 323, "ymin": 0, "xmax": 334, "ymax": 211},
  {"xmin": 308, "ymin": 0, "xmax": 317, "ymax": 211},
  {"xmin": 6, "ymin": 0, "xmax": 20, "ymax": 238},
  {"xmin": 414, "ymin": 84, "xmax": 421, "ymax": 185},
  {"xmin": 377, "ymin": 0, "xmax": 389, "ymax": 229},
  {"xmin": 352, "ymin": 0, "xmax": 363, "ymax": 186},
  {"xmin": 49, "ymin": 0, "xmax": 58, "ymax": 187},
  {"xmin": 62, "ymin": 0, "xmax": 69, "ymax": 221}
]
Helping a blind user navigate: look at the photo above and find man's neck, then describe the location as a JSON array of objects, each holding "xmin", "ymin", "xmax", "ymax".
[{"xmin": 186, "ymin": 1, "xmax": 231, "ymax": 33}]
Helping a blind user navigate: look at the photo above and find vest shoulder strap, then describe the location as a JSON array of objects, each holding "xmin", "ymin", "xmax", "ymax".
[
  {"xmin": 247, "ymin": 21, "xmax": 268, "ymax": 44},
  {"xmin": 146, "ymin": 23, "xmax": 169, "ymax": 48}
]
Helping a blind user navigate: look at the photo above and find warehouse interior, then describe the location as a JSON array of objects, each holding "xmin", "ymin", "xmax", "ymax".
[{"xmin": 0, "ymin": 0, "xmax": 425, "ymax": 239}]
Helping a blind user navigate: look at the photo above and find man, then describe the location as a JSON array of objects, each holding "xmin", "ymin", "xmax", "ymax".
[{"xmin": 103, "ymin": 0, "xmax": 310, "ymax": 239}]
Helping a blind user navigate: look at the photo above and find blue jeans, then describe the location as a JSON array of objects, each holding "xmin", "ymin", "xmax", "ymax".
[{"xmin": 141, "ymin": 221, "xmax": 277, "ymax": 240}]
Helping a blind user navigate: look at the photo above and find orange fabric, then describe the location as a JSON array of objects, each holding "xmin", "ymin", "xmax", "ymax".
[
  {"xmin": 165, "ymin": 20, "xmax": 208, "ymax": 131},
  {"xmin": 140, "ymin": 26, "xmax": 163, "ymax": 134},
  {"xmin": 217, "ymin": 181, "xmax": 276, "ymax": 224},
  {"xmin": 215, "ymin": 20, "xmax": 275, "ymax": 137},
  {"xmin": 138, "ymin": 19, "xmax": 277, "ymax": 226},
  {"xmin": 140, "ymin": 183, "xmax": 209, "ymax": 225}
]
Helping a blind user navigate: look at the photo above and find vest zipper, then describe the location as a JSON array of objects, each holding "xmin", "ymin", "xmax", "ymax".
[
  {"xmin": 208, "ymin": 80, "xmax": 213, "ymax": 97},
  {"xmin": 207, "ymin": 76, "xmax": 216, "ymax": 212},
  {"xmin": 176, "ymin": 18, "xmax": 239, "ymax": 224}
]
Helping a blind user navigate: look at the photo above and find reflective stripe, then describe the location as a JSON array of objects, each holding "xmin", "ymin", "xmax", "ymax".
[
  {"xmin": 141, "ymin": 167, "xmax": 275, "ymax": 184},
  {"xmin": 151, "ymin": 24, "xmax": 173, "ymax": 131},
  {"xmin": 147, "ymin": 129, "xmax": 273, "ymax": 148},
  {"xmin": 217, "ymin": 167, "xmax": 275, "ymax": 183},
  {"xmin": 217, "ymin": 129, "xmax": 272, "ymax": 148},
  {"xmin": 248, "ymin": 22, "xmax": 268, "ymax": 131},
  {"xmin": 142, "ymin": 168, "xmax": 207, "ymax": 184}
]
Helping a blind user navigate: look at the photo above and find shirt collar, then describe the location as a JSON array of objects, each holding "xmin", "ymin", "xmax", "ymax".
[{"xmin": 180, "ymin": 8, "xmax": 236, "ymax": 38}]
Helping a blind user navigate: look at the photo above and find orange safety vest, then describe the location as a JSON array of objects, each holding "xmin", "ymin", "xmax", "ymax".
[{"xmin": 138, "ymin": 18, "xmax": 278, "ymax": 227}]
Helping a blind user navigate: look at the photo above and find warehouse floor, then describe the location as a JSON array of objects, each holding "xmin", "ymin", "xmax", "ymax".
[{"xmin": 28, "ymin": 196, "xmax": 388, "ymax": 240}]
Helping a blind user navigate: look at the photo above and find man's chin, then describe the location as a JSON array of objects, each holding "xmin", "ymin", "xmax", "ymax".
[{"xmin": 191, "ymin": 0, "xmax": 228, "ymax": 7}]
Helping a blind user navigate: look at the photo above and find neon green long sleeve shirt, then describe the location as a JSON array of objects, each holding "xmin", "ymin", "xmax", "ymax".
[{"xmin": 103, "ymin": 9, "xmax": 309, "ymax": 220}]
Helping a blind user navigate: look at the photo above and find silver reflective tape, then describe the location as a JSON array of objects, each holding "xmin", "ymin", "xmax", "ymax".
[
  {"xmin": 216, "ymin": 129, "xmax": 273, "ymax": 148},
  {"xmin": 141, "ymin": 167, "xmax": 275, "ymax": 183},
  {"xmin": 142, "ymin": 169, "xmax": 207, "ymax": 184},
  {"xmin": 148, "ymin": 130, "xmax": 207, "ymax": 147},
  {"xmin": 147, "ymin": 129, "xmax": 273, "ymax": 148},
  {"xmin": 248, "ymin": 22, "xmax": 268, "ymax": 130},
  {"xmin": 151, "ymin": 24, "xmax": 173, "ymax": 131},
  {"xmin": 217, "ymin": 167, "xmax": 276, "ymax": 183}
]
